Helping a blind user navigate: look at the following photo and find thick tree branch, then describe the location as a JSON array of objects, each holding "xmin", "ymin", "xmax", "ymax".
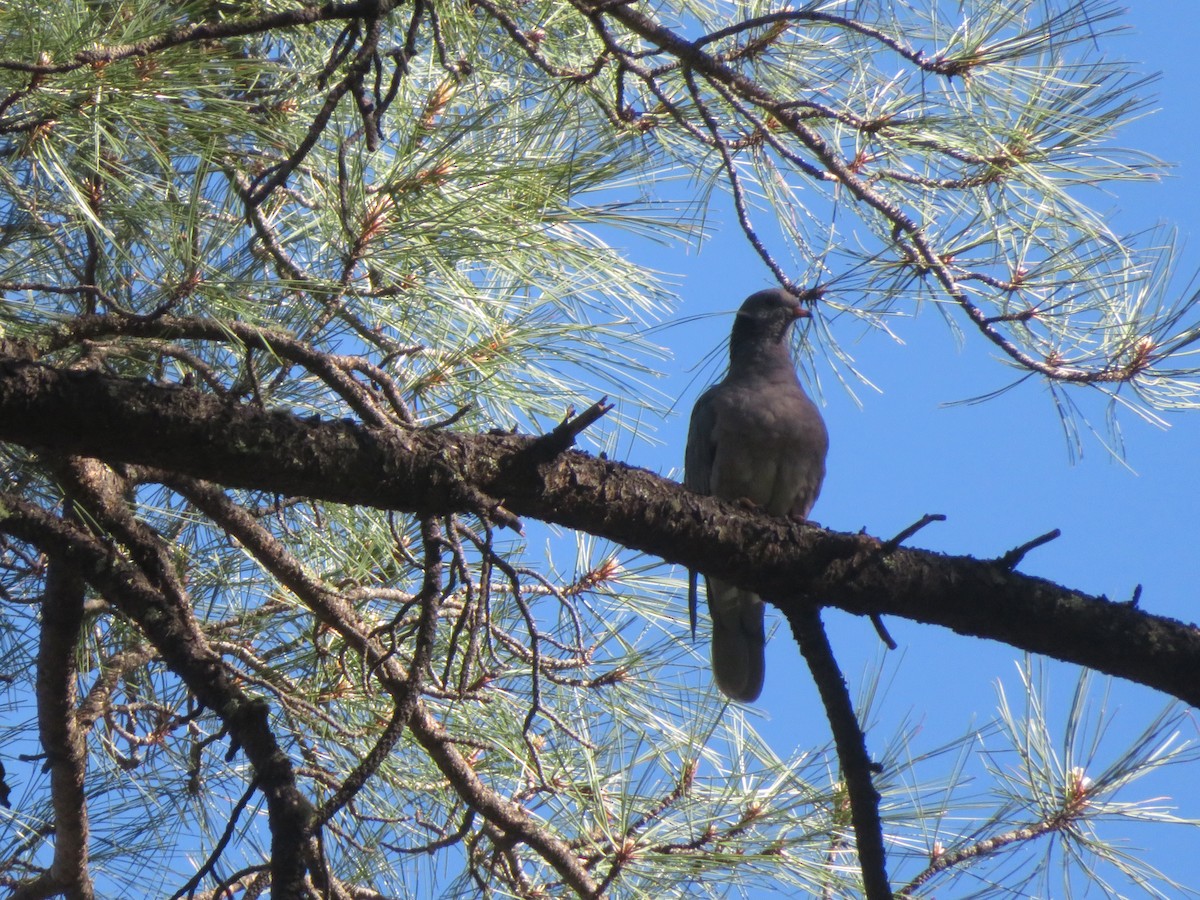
[
  {"xmin": 2, "ymin": 352, "xmax": 1199, "ymax": 710},
  {"xmin": 11, "ymin": 559, "xmax": 95, "ymax": 900}
]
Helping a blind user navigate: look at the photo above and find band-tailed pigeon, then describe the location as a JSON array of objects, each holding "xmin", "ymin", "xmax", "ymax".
[{"xmin": 685, "ymin": 288, "xmax": 828, "ymax": 702}]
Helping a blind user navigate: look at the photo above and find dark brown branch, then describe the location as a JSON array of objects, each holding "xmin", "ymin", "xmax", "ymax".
[
  {"xmin": 691, "ymin": 10, "xmax": 943, "ymax": 74},
  {"xmin": 535, "ymin": 397, "xmax": 613, "ymax": 457},
  {"xmin": 787, "ymin": 606, "xmax": 890, "ymax": 899},
  {"xmin": 2, "ymin": 354, "xmax": 1200, "ymax": 711},
  {"xmin": 10, "ymin": 557, "xmax": 95, "ymax": 900},
  {"xmin": 868, "ymin": 613, "xmax": 897, "ymax": 652},
  {"xmin": 996, "ymin": 528, "xmax": 1062, "ymax": 570},
  {"xmin": 882, "ymin": 513, "xmax": 946, "ymax": 552},
  {"xmin": 248, "ymin": 21, "xmax": 381, "ymax": 207},
  {"xmin": 395, "ymin": 808, "xmax": 477, "ymax": 855},
  {"xmin": 682, "ymin": 69, "xmax": 794, "ymax": 289},
  {"xmin": 168, "ymin": 778, "xmax": 261, "ymax": 900},
  {"xmin": 312, "ymin": 516, "xmax": 442, "ymax": 828},
  {"xmin": 313, "ymin": 697, "xmax": 408, "ymax": 829},
  {"xmin": 1127, "ymin": 584, "xmax": 1143, "ymax": 608},
  {"xmin": 866, "ymin": 513, "xmax": 949, "ymax": 650},
  {"xmin": 468, "ymin": 0, "xmax": 610, "ymax": 81}
]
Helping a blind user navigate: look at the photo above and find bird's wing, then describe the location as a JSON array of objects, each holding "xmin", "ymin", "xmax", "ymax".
[
  {"xmin": 684, "ymin": 386, "xmax": 718, "ymax": 494},
  {"xmin": 684, "ymin": 385, "xmax": 720, "ymax": 636},
  {"xmin": 773, "ymin": 385, "xmax": 828, "ymax": 519}
]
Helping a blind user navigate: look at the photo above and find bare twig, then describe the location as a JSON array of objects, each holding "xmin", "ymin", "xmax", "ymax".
[
  {"xmin": 882, "ymin": 513, "xmax": 947, "ymax": 553},
  {"xmin": 535, "ymin": 396, "xmax": 613, "ymax": 455},
  {"xmin": 169, "ymin": 778, "xmax": 261, "ymax": 900},
  {"xmin": 997, "ymin": 528, "xmax": 1062, "ymax": 571}
]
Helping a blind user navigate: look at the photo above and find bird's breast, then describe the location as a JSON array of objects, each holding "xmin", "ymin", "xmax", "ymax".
[{"xmin": 707, "ymin": 383, "xmax": 827, "ymax": 517}]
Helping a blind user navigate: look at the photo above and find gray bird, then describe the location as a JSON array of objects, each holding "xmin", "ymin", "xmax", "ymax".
[{"xmin": 685, "ymin": 288, "xmax": 828, "ymax": 702}]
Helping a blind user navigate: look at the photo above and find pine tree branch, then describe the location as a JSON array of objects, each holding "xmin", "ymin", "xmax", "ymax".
[
  {"xmin": 2, "ymin": 351, "xmax": 1199, "ymax": 711},
  {"xmin": 581, "ymin": 1, "xmax": 1159, "ymax": 388},
  {"xmin": 10, "ymin": 559, "xmax": 94, "ymax": 900}
]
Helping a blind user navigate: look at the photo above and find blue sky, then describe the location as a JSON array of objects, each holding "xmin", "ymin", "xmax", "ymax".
[{"xmin": 612, "ymin": 5, "xmax": 1200, "ymax": 892}]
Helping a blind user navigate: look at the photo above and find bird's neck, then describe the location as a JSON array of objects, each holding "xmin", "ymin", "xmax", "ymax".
[{"xmin": 728, "ymin": 335, "xmax": 795, "ymax": 380}]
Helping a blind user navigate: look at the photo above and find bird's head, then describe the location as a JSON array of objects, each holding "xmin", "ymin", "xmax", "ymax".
[{"xmin": 731, "ymin": 288, "xmax": 810, "ymax": 352}]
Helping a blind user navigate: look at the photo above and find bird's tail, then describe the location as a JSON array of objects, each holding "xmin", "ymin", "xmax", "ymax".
[{"xmin": 706, "ymin": 579, "xmax": 766, "ymax": 702}]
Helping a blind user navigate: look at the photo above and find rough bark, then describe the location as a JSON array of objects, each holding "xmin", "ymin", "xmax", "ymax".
[
  {"xmin": 11, "ymin": 559, "xmax": 95, "ymax": 900},
  {"xmin": 2, "ymin": 349, "xmax": 1198, "ymax": 709}
]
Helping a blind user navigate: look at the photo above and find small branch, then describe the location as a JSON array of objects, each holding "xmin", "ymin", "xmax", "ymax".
[
  {"xmin": 315, "ymin": 516, "xmax": 446, "ymax": 827},
  {"xmin": 47, "ymin": 313, "xmax": 400, "ymax": 427},
  {"xmin": 996, "ymin": 529, "xmax": 1061, "ymax": 571},
  {"xmin": 76, "ymin": 646, "xmax": 155, "ymax": 732},
  {"xmin": 312, "ymin": 698, "xmax": 409, "ymax": 829},
  {"xmin": 898, "ymin": 792, "xmax": 1095, "ymax": 895},
  {"xmin": 882, "ymin": 513, "xmax": 946, "ymax": 552},
  {"xmin": 683, "ymin": 69, "xmax": 794, "ymax": 289},
  {"xmin": 156, "ymin": 474, "xmax": 600, "ymax": 896},
  {"xmin": 248, "ymin": 21, "xmax": 382, "ymax": 207},
  {"xmin": 168, "ymin": 778, "xmax": 260, "ymax": 900},
  {"xmin": 868, "ymin": 614, "xmax": 897, "ymax": 652},
  {"xmin": 424, "ymin": 402, "xmax": 473, "ymax": 430},
  {"xmin": 535, "ymin": 396, "xmax": 613, "ymax": 455},
  {"xmin": 787, "ymin": 605, "xmax": 891, "ymax": 899},
  {"xmin": 858, "ymin": 515, "xmax": 945, "ymax": 651},
  {"xmin": 687, "ymin": 570, "xmax": 700, "ymax": 639},
  {"xmin": 468, "ymin": 0, "xmax": 609, "ymax": 80},
  {"xmin": 691, "ymin": 10, "xmax": 938, "ymax": 75},
  {"xmin": 0, "ymin": 4, "xmax": 372, "ymax": 74},
  {"xmin": 0, "ymin": 281, "xmax": 115, "ymax": 306},
  {"xmin": 394, "ymin": 808, "xmax": 477, "ymax": 855},
  {"xmin": 983, "ymin": 307, "xmax": 1040, "ymax": 325},
  {"xmin": 408, "ymin": 517, "xmax": 447, "ymax": 690},
  {"xmin": 229, "ymin": 170, "xmax": 311, "ymax": 283}
]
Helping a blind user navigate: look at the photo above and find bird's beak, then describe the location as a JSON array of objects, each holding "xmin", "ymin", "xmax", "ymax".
[{"xmin": 792, "ymin": 306, "xmax": 811, "ymax": 319}]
